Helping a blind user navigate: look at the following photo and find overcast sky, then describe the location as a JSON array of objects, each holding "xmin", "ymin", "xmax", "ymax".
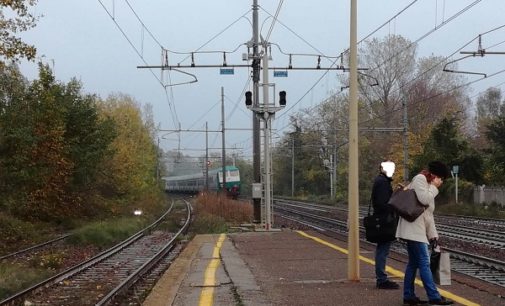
[{"xmin": 18, "ymin": 0, "xmax": 505, "ymax": 160}]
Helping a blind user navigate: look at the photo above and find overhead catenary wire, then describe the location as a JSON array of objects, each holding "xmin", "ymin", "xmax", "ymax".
[
  {"xmin": 175, "ymin": 9, "xmax": 252, "ymax": 65},
  {"xmin": 365, "ymin": 24, "xmax": 505, "ymax": 125},
  {"xmin": 363, "ymin": 66, "xmax": 505, "ymax": 127},
  {"xmin": 97, "ymin": 0, "xmax": 180, "ymax": 128},
  {"xmin": 273, "ymin": 1, "xmax": 476, "ymax": 138},
  {"xmin": 225, "ymin": 76, "xmax": 252, "ymax": 121},
  {"xmin": 264, "ymin": 0, "xmax": 284, "ymax": 44},
  {"xmin": 100, "ymin": 1, "xmax": 488, "ymax": 158},
  {"xmin": 270, "ymin": 0, "xmax": 423, "ymax": 129},
  {"xmin": 368, "ymin": 0, "xmax": 483, "ymax": 74},
  {"xmin": 357, "ymin": 0, "xmax": 419, "ymax": 47},
  {"xmin": 98, "ymin": 0, "xmax": 254, "ymax": 140},
  {"xmin": 136, "ymin": 4, "xmax": 252, "ymax": 137},
  {"xmin": 303, "ymin": 2, "xmax": 493, "ymax": 135}
]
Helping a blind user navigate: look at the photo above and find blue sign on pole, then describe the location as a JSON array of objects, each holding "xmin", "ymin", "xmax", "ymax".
[
  {"xmin": 274, "ymin": 70, "xmax": 288, "ymax": 77},
  {"xmin": 220, "ymin": 68, "xmax": 235, "ymax": 75}
]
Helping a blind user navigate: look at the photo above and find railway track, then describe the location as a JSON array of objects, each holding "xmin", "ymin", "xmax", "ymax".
[
  {"xmin": 275, "ymin": 198, "xmax": 505, "ymax": 247},
  {"xmin": 0, "ymin": 199, "xmax": 192, "ymax": 306},
  {"xmin": 273, "ymin": 199, "xmax": 505, "ymax": 288},
  {"xmin": 0, "ymin": 234, "xmax": 71, "ymax": 261}
]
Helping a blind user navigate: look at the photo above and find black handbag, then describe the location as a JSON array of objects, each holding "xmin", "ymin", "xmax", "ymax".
[
  {"xmin": 363, "ymin": 200, "xmax": 398, "ymax": 243},
  {"xmin": 388, "ymin": 187, "xmax": 428, "ymax": 222}
]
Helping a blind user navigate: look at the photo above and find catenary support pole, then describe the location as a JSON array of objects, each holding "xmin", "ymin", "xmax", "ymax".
[
  {"xmin": 221, "ymin": 87, "xmax": 226, "ymax": 192},
  {"xmin": 252, "ymin": 0, "xmax": 261, "ymax": 223},
  {"xmin": 205, "ymin": 122, "xmax": 209, "ymax": 191},
  {"xmin": 403, "ymin": 99, "xmax": 409, "ymax": 182},
  {"xmin": 348, "ymin": 0, "xmax": 360, "ymax": 281},
  {"xmin": 263, "ymin": 45, "xmax": 272, "ymax": 229},
  {"xmin": 291, "ymin": 136, "xmax": 294, "ymax": 197}
]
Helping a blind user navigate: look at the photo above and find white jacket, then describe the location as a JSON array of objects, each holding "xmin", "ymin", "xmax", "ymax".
[{"xmin": 395, "ymin": 173, "xmax": 439, "ymax": 244}]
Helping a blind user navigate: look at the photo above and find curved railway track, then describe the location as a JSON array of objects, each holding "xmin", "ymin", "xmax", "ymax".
[
  {"xmin": 273, "ymin": 199, "xmax": 505, "ymax": 288},
  {"xmin": 1, "ymin": 199, "xmax": 192, "ymax": 306}
]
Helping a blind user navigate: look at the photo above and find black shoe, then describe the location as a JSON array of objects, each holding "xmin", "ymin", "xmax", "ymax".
[
  {"xmin": 403, "ymin": 297, "xmax": 428, "ymax": 305},
  {"xmin": 429, "ymin": 297, "xmax": 454, "ymax": 305},
  {"xmin": 376, "ymin": 280, "xmax": 400, "ymax": 289}
]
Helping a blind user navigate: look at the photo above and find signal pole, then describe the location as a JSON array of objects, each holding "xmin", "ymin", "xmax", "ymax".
[
  {"xmin": 139, "ymin": 0, "xmax": 366, "ymax": 232},
  {"xmin": 252, "ymin": 0, "xmax": 262, "ymax": 223},
  {"xmin": 245, "ymin": 42, "xmax": 286, "ymax": 230}
]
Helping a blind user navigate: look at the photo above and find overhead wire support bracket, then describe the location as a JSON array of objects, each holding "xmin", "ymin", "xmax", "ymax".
[
  {"xmin": 459, "ymin": 34, "xmax": 505, "ymax": 56},
  {"xmin": 139, "ymin": 64, "xmax": 368, "ymax": 71},
  {"xmin": 446, "ymin": 34, "xmax": 505, "ymax": 78},
  {"xmin": 443, "ymin": 55, "xmax": 487, "ymax": 78}
]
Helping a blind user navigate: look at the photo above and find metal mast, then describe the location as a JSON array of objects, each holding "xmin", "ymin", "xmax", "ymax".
[{"xmin": 252, "ymin": 0, "xmax": 261, "ymax": 222}]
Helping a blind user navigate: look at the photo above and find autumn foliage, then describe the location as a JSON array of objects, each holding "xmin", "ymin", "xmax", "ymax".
[{"xmin": 0, "ymin": 63, "xmax": 163, "ymax": 223}]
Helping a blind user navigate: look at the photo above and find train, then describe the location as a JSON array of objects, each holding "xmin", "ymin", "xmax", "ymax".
[{"xmin": 163, "ymin": 165, "xmax": 241, "ymax": 198}]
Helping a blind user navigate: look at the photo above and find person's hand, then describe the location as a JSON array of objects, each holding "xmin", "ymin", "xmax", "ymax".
[
  {"xmin": 431, "ymin": 176, "xmax": 443, "ymax": 188},
  {"xmin": 429, "ymin": 237, "xmax": 440, "ymax": 250}
]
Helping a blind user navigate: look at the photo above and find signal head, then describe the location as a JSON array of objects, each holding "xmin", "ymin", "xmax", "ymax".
[
  {"xmin": 279, "ymin": 90, "xmax": 286, "ymax": 106},
  {"xmin": 245, "ymin": 91, "xmax": 253, "ymax": 106}
]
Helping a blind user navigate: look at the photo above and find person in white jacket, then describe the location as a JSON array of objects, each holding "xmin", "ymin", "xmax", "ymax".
[{"xmin": 396, "ymin": 161, "xmax": 453, "ymax": 306}]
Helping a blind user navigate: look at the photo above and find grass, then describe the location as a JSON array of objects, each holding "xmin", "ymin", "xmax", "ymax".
[
  {"xmin": 436, "ymin": 201, "xmax": 505, "ymax": 219},
  {"xmin": 66, "ymin": 217, "xmax": 148, "ymax": 249},
  {"xmin": 0, "ymin": 263, "xmax": 52, "ymax": 300}
]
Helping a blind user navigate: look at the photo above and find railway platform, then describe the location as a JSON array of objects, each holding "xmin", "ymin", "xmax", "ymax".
[{"xmin": 143, "ymin": 230, "xmax": 504, "ymax": 306}]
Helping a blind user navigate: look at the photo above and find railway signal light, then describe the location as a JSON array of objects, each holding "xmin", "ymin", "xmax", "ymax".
[
  {"xmin": 279, "ymin": 90, "xmax": 286, "ymax": 106},
  {"xmin": 245, "ymin": 91, "xmax": 252, "ymax": 106}
]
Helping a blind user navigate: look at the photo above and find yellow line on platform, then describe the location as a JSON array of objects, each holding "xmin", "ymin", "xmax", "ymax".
[
  {"xmin": 296, "ymin": 230, "xmax": 480, "ymax": 306},
  {"xmin": 199, "ymin": 233, "xmax": 226, "ymax": 306}
]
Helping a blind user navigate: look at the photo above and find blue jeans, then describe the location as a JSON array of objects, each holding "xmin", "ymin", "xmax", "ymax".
[
  {"xmin": 375, "ymin": 241, "xmax": 392, "ymax": 284},
  {"xmin": 404, "ymin": 240, "xmax": 441, "ymax": 301}
]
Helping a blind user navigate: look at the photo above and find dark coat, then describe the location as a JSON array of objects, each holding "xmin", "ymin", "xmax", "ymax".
[{"xmin": 371, "ymin": 173, "xmax": 393, "ymax": 215}]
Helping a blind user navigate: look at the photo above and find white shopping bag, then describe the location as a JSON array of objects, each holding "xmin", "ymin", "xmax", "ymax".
[{"xmin": 433, "ymin": 252, "xmax": 451, "ymax": 285}]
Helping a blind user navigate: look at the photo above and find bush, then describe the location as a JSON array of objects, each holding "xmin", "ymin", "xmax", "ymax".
[
  {"xmin": 195, "ymin": 193, "xmax": 253, "ymax": 224},
  {"xmin": 189, "ymin": 193, "xmax": 253, "ymax": 234},
  {"xmin": 438, "ymin": 179, "xmax": 474, "ymax": 204},
  {"xmin": 0, "ymin": 214, "xmax": 50, "ymax": 254}
]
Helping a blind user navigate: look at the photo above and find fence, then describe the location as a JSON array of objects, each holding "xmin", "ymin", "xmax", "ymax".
[{"xmin": 473, "ymin": 186, "xmax": 505, "ymax": 207}]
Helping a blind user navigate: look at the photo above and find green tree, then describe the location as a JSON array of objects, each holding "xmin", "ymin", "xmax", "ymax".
[
  {"xmin": 0, "ymin": 64, "xmax": 118, "ymax": 221},
  {"xmin": 0, "ymin": 63, "xmax": 32, "ymax": 211},
  {"xmin": 97, "ymin": 94, "xmax": 160, "ymax": 213},
  {"xmin": 411, "ymin": 116, "xmax": 483, "ymax": 184},
  {"xmin": 485, "ymin": 114, "xmax": 505, "ymax": 185},
  {"xmin": 9, "ymin": 64, "xmax": 73, "ymax": 221},
  {"xmin": 0, "ymin": 0, "xmax": 38, "ymax": 64},
  {"xmin": 63, "ymin": 80, "xmax": 116, "ymax": 190}
]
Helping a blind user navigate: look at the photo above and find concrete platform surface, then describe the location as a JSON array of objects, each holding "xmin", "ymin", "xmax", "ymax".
[{"xmin": 144, "ymin": 230, "xmax": 505, "ymax": 306}]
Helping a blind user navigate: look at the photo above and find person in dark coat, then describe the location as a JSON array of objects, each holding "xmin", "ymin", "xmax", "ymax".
[{"xmin": 372, "ymin": 160, "xmax": 399, "ymax": 289}]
